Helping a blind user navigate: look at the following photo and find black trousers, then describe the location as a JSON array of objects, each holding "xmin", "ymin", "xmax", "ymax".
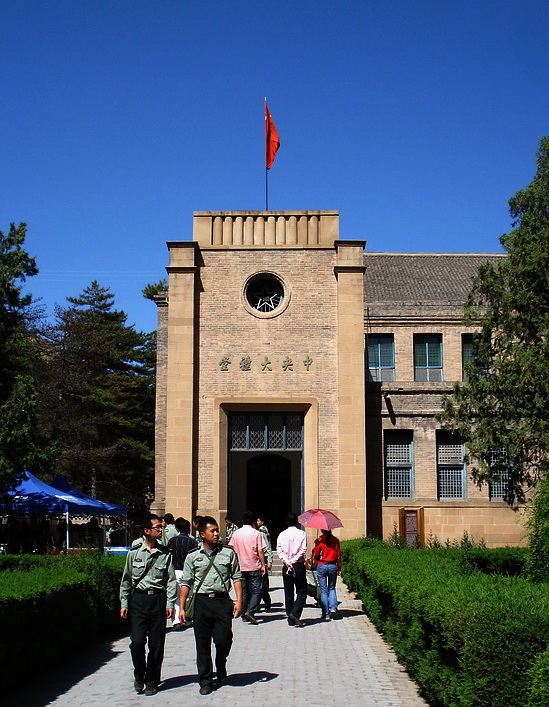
[
  {"xmin": 193, "ymin": 594, "xmax": 233, "ymax": 687},
  {"xmin": 282, "ymin": 561, "xmax": 307, "ymax": 618},
  {"xmin": 261, "ymin": 571, "xmax": 271, "ymax": 609},
  {"xmin": 129, "ymin": 590, "xmax": 167, "ymax": 685}
]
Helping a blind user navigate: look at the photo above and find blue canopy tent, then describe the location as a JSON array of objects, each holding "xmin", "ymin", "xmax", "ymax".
[
  {"xmin": 50, "ymin": 475, "xmax": 126, "ymax": 515},
  {"xmin": 50, "ymin": 475, "xmax": 128, "ymax": 548},
  {"xmin": 4, "ymin": 472, "xmax": 126, "ymax": 550}
]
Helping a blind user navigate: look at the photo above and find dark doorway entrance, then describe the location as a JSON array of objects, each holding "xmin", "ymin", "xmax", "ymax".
[
  {"xmin": 247, "ymin": 454, "xmax": 291, "ymax": 543},
  {"xmin": 228, "ymin": 411, "xmax": 304, "ymax": 545}
]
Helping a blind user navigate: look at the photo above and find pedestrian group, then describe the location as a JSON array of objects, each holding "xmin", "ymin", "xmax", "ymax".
[{"xmin": 119, "ymin": 510, "xmax": 342, "ymax": 696}]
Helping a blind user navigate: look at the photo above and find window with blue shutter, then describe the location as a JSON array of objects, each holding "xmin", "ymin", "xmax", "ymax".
[
  {"xmin": 367, "ymin": 335, "xmax": 395, "ymax": 381},
  {"xmin": 414, "ymin": 334, "xmax": 443, "ymax": 381}
]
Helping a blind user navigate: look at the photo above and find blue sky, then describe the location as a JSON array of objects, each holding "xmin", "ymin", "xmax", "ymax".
[{"xmin": 2, "ymin": 1, "xmax": 548, "ymax": 333}]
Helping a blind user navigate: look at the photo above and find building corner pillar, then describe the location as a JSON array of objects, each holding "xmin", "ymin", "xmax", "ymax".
[
  {"xmin": 335, "ymin": 240, "xmax": 367, "ymax": 540},
  {"xmin": 162, "ymin": 241, "xmax": 200, "ymax": 521}
]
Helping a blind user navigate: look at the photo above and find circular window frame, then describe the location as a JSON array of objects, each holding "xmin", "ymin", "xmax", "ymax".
[{"xmin": 242, "ymin": 272, "xmax": 290, "ymax": 319}]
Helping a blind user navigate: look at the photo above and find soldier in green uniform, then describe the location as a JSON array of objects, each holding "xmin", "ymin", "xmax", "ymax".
[
  {"xmin": 180, "ymin": 516, "xmax": 243, "ymax": 696},
  {"xmin": 120, "ymin": 514, "xmax": 177, "ymax": 696},
  {"xmin": 256, "ymin": 516, "xmax": 273, "ymax": 611},
  {"xmin": 224, "ymin": 515, "xmax": 238, "ymax": 543}
]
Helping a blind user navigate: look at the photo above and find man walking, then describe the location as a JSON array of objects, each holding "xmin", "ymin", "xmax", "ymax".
[
  {"xmin": 167, "ymin": 517, "xmax": 197, "ymax": 630},
  {"xmin": 180, "ymin": 516, "xmax": 242, "ymax": 696},
  {"xmin": 224, "ymin": 514, "xmax": 238, "ymax": 543},
  {"xmin": 162, "ymin": 513, "xmax": 178, "ymax": 545},
  {"xmin": 120, "ymin": 514, "xmax": 177, "ymax": 696},
  {"xmin": 256, "ymin": 515, "xmax": 273, "ymax": 611},
  {"xmin": 229, "ymin": 511, "xmax": 266, "ymax": 624},
  {"xmin": 276, "ymin": 512, "xmax": 308, "ymax": 627}
]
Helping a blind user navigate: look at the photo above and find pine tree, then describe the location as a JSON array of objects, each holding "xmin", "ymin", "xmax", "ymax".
[
  {"xmin": 37, "ymin": 281, "xmax": 155, "ymax": 505},
  {"xmin": 0, "ymin": 223, "xmax": 41, "ymax": 493}
]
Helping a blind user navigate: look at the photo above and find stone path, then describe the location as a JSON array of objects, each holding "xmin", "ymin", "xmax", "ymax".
[{"xmin": 8, "ymin": 577, "xmax": 426, "ymax": 706}]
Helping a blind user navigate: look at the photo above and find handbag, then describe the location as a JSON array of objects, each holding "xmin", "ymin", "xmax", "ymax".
[
  {"xmin": 309, "ymin": 545, "xmax": 322, "ymax": 571},
  {"xmin": 184, "ymin": 553, "xmax": 218, "ymax": 619}
]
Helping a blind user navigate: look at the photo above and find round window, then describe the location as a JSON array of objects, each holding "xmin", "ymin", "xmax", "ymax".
[{"xmin": 245, "ymin": 275, "xmax": 285, "ymax": 313}]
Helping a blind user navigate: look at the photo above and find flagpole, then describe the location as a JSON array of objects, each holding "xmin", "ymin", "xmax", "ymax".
[
  {"xmin": 265, "ymin": 96, "xmax": 268, "ymax": 211},
  {"xmin": 264, "ymin": 97, "xmax": 279, "ymax": 211}
]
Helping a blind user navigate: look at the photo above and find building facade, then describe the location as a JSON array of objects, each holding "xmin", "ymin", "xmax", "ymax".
[{"xmin": 153, "ymin": 211, "xmax": 525, "ymax": 546}]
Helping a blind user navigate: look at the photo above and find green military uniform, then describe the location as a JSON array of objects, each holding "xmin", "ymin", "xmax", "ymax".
[
  {"xmin": 120, "ymin": 542, "xmax": 177, "ymax": 689},
  {"xmin": 225, "ymin": 522, "xmax": 238, "ymax": 543},
  {"xmin": 162, "ymin": 523, "xmax": 178, "ymax": 546},
  {"xmin": 258, "ymin": 524, "xmax": 273, "ymax": 610},
  {"xmin": 181, "ymin": 544, "xmax": 242, "ymax": 690}
]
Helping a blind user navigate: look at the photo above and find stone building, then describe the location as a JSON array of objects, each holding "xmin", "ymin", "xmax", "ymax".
[{"xmin": 153, "ymin": 210, "xmax": 525, "ymax": 546}]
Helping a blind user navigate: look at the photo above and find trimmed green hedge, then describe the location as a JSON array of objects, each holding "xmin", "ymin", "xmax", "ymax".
[
  {"xmin": 455, "ymin": 546, "xmax": 527, "ymax": 576},
  {"xmin": 0, "ymin": 554, "xmax": 127, "ymax": 688},
  {"xmin": 341, "ymin": 540, "xmax": 549, "ymax": 706},
  {"xmin": 527, "ymin": 647, "xmax": 549, "ymax": 706}
]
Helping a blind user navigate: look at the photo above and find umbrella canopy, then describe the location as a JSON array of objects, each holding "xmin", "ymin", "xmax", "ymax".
[
  {"xmin": 4, "ymin": 472, "xmax": 107, "ymax": 515},
  {"xmin": 298, "ymin": 508, "xmax": 343, "ymax": 531},
  {"xmin": 50, "ymin": 476, "xmax": 126, "ymax": 516}
]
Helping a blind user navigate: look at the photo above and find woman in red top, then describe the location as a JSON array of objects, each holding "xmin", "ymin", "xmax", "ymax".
[{"xmin": 312, "ymin": 530, "xmax": 342, "ymax": 620}]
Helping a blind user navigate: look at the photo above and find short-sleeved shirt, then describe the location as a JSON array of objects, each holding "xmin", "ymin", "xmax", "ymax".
[
  {"xmin": 229, "ymin": 525, "xmax": 266, "ymax": 572},
  {"xmin": 162, "ymin": 524, "xmax": 178, "ymax": 545},
  {"xmin": 258, "ymin": 525, "xmax": 273, "ymax": 564},
  {"xmin": 119, "ymin": 542, "xmax": 177, "ymax": 609},
  {"xmin": 181, "ymin": 544, "xmax": 242, "ymax": 594}
]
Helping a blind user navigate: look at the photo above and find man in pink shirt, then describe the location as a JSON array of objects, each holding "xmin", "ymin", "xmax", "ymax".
[
  {"xmin": 229, "ymin": 511, "xmax": 266, "ymax": 624},
  {"xmin": 276, "ymin": 511, "xmax": 308, "ymax": 627}
]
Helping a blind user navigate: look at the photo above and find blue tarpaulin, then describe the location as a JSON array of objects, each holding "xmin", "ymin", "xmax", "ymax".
[
  {"xmin": 50, "ymin": 476, "xmax": 126, "ymax": 515},
  {"xmin": 4, "ymin": 472, "xmax": 125, "ymax": 516}
]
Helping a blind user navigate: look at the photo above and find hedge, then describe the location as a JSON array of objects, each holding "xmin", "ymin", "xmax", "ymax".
[
  {"xmin": 341, "ymin": 540, "xmax": 549, "ymax": 706},
  {"xmin": 0, "ymin": 554, "xmax": 127, "ymax": 688}
]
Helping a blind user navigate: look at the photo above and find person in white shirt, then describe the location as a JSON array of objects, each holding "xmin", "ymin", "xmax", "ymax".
[{"xmin": 276, "ymin": 512, "xmax": 308, "ymax": 627}]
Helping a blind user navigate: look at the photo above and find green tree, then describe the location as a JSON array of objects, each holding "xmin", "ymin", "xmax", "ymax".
[
  {"xmin": 0, "ymin": 223, "xmax": 41, "ymax": 493},
  {"xmin": 142, "ymin": 279, "xmax": 167, "ymax": 301},
  {"xmin": 440, "ymin": 137, "xmax": 549, "ymax": 502},
  {"xmin": 37, "ymin": 281, "xmax": 155, "ymax": 505},
  {"xmin": 524, "ymin": 479, "xmax": 549, "ymax": 582}
]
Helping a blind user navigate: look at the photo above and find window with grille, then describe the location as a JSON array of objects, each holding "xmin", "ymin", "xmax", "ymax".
[
  {"xmin": 489, "ymin": 448, "xmax": 513, "ymax": 500},
  {"xmin": 367, "ymin": 335, "xmax": 395, "ymax": 382},
  {"xmin": 229, "ymin": 412, "xmax": 303, "ymax": 451},
  {"xmin": 385, "ymin": 430, "xmax": 413, "ymax": 499},
  {"xmin": 414, "ymin": 334, "xmax": 443, "ymax": 381},
  {"xmin": 437, "ymin": 431, "xmax": 465, "ymax": 499}
]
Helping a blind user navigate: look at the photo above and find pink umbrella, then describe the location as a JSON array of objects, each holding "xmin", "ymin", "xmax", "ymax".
[{"xmin": 298, "ymin": 509, "xmax": 343, "ymax": 531}]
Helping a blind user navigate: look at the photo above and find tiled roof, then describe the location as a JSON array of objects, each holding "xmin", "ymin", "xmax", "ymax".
[{"xmin": 364, "ymin": 253, "xmax": 505, "ymax": 305}]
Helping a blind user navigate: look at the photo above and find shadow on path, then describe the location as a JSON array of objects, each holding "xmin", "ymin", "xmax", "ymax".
[
  {"xmin": 221, "ymin": 671, "xmax": 278, "ymax": 687},
  {"xmin": 5, "ymin": 639, "xmax": 124, "ymax": 707}
]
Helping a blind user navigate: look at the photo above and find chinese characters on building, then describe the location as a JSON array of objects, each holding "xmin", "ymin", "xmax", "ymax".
[{"xmin": 218, "ymin": 355, "xmax": 314, "ymax": 372}]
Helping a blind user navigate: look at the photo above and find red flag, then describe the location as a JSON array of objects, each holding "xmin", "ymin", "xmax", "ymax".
[{"xmin": 265, "ymin": 99, "xmax": 280, "ymax": 170}]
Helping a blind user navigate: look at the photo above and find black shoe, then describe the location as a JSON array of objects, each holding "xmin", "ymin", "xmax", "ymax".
[
  {"xmin": 287, "ymin": 616, "xmax": 295, "ymax": 626},
  {"xmin": 216, "ymin": 671, "xmax": 227, "ymax": 685},
  {"xmin": 289, "ymin": 614, "xmax": 304, "ymax": 627},
  {"xmin": 244, "ymin": 612, "xmax": 259, "ymax": 624},
  {"xmin": 134, "ymin": 678, "xmax": 145, "ymax": 694},
  {"xmin": 199, "ymin": 684, "xmax": 213, "ymax": 696},
  {"xmin": 144, "ymin": 682, "xmax": 158, "ymax": 696}
]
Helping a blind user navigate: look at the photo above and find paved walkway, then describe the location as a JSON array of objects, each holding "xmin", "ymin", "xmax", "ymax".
[{"xmin": 9, "ymin": 577, "xmax": 426, "ymax": 707}]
